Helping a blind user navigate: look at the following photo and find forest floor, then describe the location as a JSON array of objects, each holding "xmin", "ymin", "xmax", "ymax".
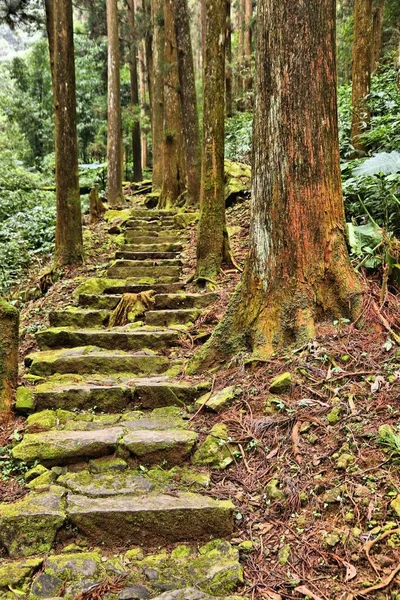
[{"xmin": 1, "ymin": 194, "xmax": 400, "ymax": 600}]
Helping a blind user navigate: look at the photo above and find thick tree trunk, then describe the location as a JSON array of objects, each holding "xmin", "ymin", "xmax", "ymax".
[
  {"xmin": 135, "ymin": 0, "xmax": 149, "ymax": 170},
  {"xmin": 350, "ymin": 0, "xmax": 373, "ymax": 154},
  {"xmin": 174, "ymin": 0, "xmax": 201, "ymax": 206},
  {"xmin": 158, "ymin": 0, "xmax": 185, "ymax": 208},
  {"xmin": 106, "ymin": 0, "xmax": 124, "ymax": 207},
  {"xmin": 195, "ymin": 0, "xmax": 231, "ymax": 282},
  {"xmin": 371, "ymin": 0, "xmax": 384, "ymax": 72},
  {"xmin": 226, "ymin": 0, "xmax": 233, "ymax": 117},
  {"xmin": 235, "ymin": 0, "xmax": 246, "ymax": 111},
  {"xmin": 127, "ymin": 0, "xmax": 143, "ymax": 182},
  {"xmin": 44, "ymin": 0, "xmax": 55, "ymax": 90},
  {"xmin": 150, "ymin": 0, "xmax": 164, "ymax": 190},
  {"xmin": 143, "ymin": 0, "xmax": 153, "ymax": 117},
  {"xmin": 189, "ymin": 0, "xmax": 363, "ymax": 370},
  {"xmin": 0, "ymin": 300, "xmax": 18, "ymax": 420},
  {"xmin": 244, "ymin": 0, "xmax": 253, "ymax": 106},
  {"xmin": 54, "ymin": 0, "xmax": 83, "ymax": 265}
]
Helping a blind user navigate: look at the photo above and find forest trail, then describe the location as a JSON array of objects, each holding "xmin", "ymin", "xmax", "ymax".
[{"xmin": 0, "ymin": 206, "xmax": 245, "ymax": 600}]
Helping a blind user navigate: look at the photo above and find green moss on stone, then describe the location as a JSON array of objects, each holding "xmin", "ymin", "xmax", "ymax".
[
  {"xmin": 15, "ymin": 387, "xmax": 35, "ymax": 414},
  {"xmin": 0, "ymin": 557, "xmax": 42, "ymax": 589}
]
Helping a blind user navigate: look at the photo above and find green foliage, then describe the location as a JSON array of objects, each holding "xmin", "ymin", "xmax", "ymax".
[
  {"xmin": 0, "ymin": 444, "xmax": 30, "ymax": 483},
  {"xmin": 377, "ymin": 425, "xmax": 400, "ymax": 460},
  {"xmin": 225, "ymin": 112, "xmax": 252, "ymax": 164}
]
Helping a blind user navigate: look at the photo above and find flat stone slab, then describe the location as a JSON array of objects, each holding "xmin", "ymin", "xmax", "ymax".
[
  {"xmin": 124, "ymin": 235, "xmax": 183, "ymax": 245},
  {"xmin": 151, "ymin": 590, "xmax": 245, "ymax": 600},
  {"xmin": 25, "ymin": 347, "xmax": 172, "ymax": 376},
  {"xmin": 59, "ymin": 471, "xmax": 155, "ymax": 496},
  {"xmin": 123, "ymin": 429, "xmax": 198, "ymax": 465},
  {"xmin": 0, "ymin": 491, "xmax": 65, "ymax": 557},
  {"xmin": 116, "ymin": 251, "xmax": 179, "ymax": 261},
  {"xmin": 12, "ymin": 427, "xmax": 124, "ymax": 464},
  {"xmin": 103, "ymin": 282, "xmax": 185, "ymax": 295},
  {"xmin": 36, "ymin": 328, "xmax": 181, "ymax": 351},
  {"xmin": 146, "ymin": 309, "xmax": 201, "ymax": 327},
  {"xmin": 67, "ymin": 492, "xmax": 234, "ymax": 544},
  {"xmin": 154, "ymin": 293, "xmax": 218, "ymax": 310},
  {"xmin": 49, "ymin": 308, "xmax": 110, "ymax": 329}
]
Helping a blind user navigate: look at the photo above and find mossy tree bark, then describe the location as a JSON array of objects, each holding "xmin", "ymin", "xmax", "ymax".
[
  {"xmin": 195, "ymin": 0, "xmax": 232, "ymax": 283},
  {"xmin": 0, "ymin": 300, "xmax": 18, "ymax": 420},
  {"xmin": 189, "ymin": 0, "xmax": 363, "ymax": 371},
  {"xmin": 351, "ymin": 0, "xmax": 373, "ymax": 154},
  {"xmin": 106, "ymin": 0, "xmax": 124, "ymax": 207},
  {"xmin": 225, "ymin": 0, "xmax": 233, "ymax": 117},
  {"xmin": 151, "ymin": 0, "xmax": 164, "ymax": 191},
  {"xmin": 158, "ymin": 0, "xmax": 185, "ymax": 208},
  {"xmin": 127, "ymin": 0, "xmax": 143, "ymax": 182},
  {"xmin": 174, "ymin": 0, "xmax": 200, "ymax": 206},
  {"xmin": 244, "ymin": 0, "xmax": 253, "ymax": 107},
  {"xmin": 135, "ymin": 0, "xmax": 150, "ymax": 170},
  {"xmin": 371, "ymin": 0, "xmax": 385, "ymax": 71},
  {"xmin": 53, "ymin": 0, "xmax": 83, "ymax": 265}
]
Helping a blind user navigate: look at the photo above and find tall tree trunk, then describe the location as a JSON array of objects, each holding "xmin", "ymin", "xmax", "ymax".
[
  {"xmin": 189, "ymin": 0, "xmax": 363, "ymax": 370},
  {"xmin": 143, "ymin": 0, "xmax": 153, "ymax": 117},
  {"xmin": 53, "ymin": 0, "xmax": 83, "ymax": 265},
  {"xmin": 226, "ymin": 0, "xmax": 233, "ymax": 117},
  {"xmin": 371, "ymin": 0, "xmax": 384, "ymax": 71},
  {"xmin": 106, "ymin": 0, "xmax": 124, "ymax": 207},
  {"xmin": 174, "ymin": 0, "xmax": 201, "ymax": 206},
  {"xmin": 127, "ymin": 0, "xmax": 143, "ymax": 182},
  {"xmin": 44, "ymin": 0, "xmax": 55, "ymax": 90},
  {"xmin": 236, "ymin": 0, "xmax": 246, "ymax": 111},
  {"xmin": 135, "ymin": 0, "xmax": 149, "ymax": 170},
  {"xmin": 151, "ymin": 0, "xmax": 164, "ymax": 190},
  {"xmin": 158, "ymin": 0, "xmax": 185, "ymax": 208},
  {"xmin": 244, "ymin": 0, "xmax": 253, "ymax": 107},
  {"xmin": 195, "ymin": 0, "xmax": 232, "ymax": 282},
  {"xmin": 398, "ymin": 40, "xmax": 400, "ymax": 89},
  {"xmin": 350, "ymin": 0, "xmax": 373, "ymax": 155}
]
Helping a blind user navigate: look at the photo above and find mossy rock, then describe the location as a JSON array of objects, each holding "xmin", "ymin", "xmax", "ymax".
[
  {"xmin": 192, "ymin": 424, "xmax": 235, "ymax": 470},
  {"xmin": 15, "ymin": 386, "xmax": 35, "ymax": 414},
  {"xmin": 0, "ymin": 557, "xmax": 42, "ymax": 589},
  {"xmin": 72, "ymin": 278, "xmax": 127, "ymax": 300}
]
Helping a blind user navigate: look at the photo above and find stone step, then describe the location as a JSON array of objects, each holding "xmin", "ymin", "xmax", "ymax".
[
  {"xmin": 146, "ymin": 309, "xmax": 201, "ymax": 327},
  {"xmin": 78, "ymin": 292, "xmax": 217, "ymax": 311},
  {"xmin": 115, "ymin": 251, "xmax": 179, "ymax": 260},
  {"xmin": 25, "ymin": 347, "xmax": 176, "ymax": 377},
  {"xmin": 103, "ymin": 281, "xmax": 185, "ymax": 295},
  {"xmin": 20, "ymin": 375, "xmax": 211, "ymax": 412},
  {"xmin": 67, "ymin": 491, "xmax": 234, "ymax": 546},
  {"xmin": 36, "ymin": 327, "xmax": 182, "ymax": 352},
  {"xmin": 12, "ymin": 422, "xmax": 198, "ymax": 467},
  {"xmin": 125, "ymin": 219, "xmax": 178, "ymax": 230},
  {"xmin": 129, "ymin": 209, "xmax": 178, "ymax": 218},
  {"xmin": 121, "ymin": 242, "xmax": 184, "ymax": 253},
  {"xmin": 125, "ymin": 233, "xmax": 183, "ymax": 245},
  {"xmin": 112, "ymin": 258, "xmax": 183, "ymax": 268},
  {"xmin": 107, "ymin": 262, "xmax": 182, "ymax": 280},
  {"xmin": 49, "ymin": 308, "xmax": 110, "ymax": 329}
]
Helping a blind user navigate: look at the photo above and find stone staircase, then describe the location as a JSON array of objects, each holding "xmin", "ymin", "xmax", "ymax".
[{"xmin": 0, "ymin": 207, "xmax": 245, "ymax": 600}]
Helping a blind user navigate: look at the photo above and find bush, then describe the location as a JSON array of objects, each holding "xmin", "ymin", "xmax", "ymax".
[{"xmin": 225, "ymin": 112, "xmax": 253, "ymax": 164}]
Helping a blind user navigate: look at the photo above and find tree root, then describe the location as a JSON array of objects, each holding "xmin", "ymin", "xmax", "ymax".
[{"xmin": 109, "ymin": 291, "xmax": 155, "ymax": 327}]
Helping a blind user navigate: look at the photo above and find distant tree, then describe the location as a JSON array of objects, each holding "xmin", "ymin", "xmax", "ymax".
[
  {"xmin": 158, "ymin": 0, "xmax": 185, "ymax": 208},
  {"xmin": 190, "ymin": 0, "xmax": 363, "ymax": 370},
  {"xmin": 0, "ymin": 0, "xmax": 42, "ymax": 29},
  {"xmin": 351, "ymin": 0, "xmax": 373, "ymax": 154},
  {"xmin": 371, "ymin": 0, "xmax": 385, "ymax": 71},
  {"xmin": 127, "ymin": 0, "xmax": 143, "ymax": 182},
  {"xmin": 225, "ymin": 0, "xmax": 233, "ymax": 117},
  {"xmin": 174, "ymin": 0, "xmax": 200, "ymax": 206},
  {"xmin": 106, "ymin": 0, "xmax": 124, "ymax": 206},
  {"xmin": 53, "ymin": 0, "xmax": 83, "ymax": 264},
  {"xmin": 150, "ymin": 0, "xmax": 164, "ymax": 191},
  {"xmin": 195, "ymin": 0, "xmax": 232, "ymax": 282}
]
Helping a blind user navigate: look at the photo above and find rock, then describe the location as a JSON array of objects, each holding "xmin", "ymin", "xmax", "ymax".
[
  {"xmin": 268, "ymin": 373, "xmax": 292, "ymax": 393},
  {"xmin": 336, "ymin": 453, "xmax": 354, "ymax": 470},
  {"xmin": 0, "ymin": 299, "xmax": 19, "ymax": 414},
  {"xmin": 89, "ymin": 456, "xmax": 128, "ymax": 473},
  {"xmin": 72, "ymin": 278, "xmax": 127, "ymax": 300},
  {"xmin": 12, "ymin": 427, "xmax": 124, "ymax": 465},
  {"xmin": 27, "ymin": 469, "xmax": 56, "ymax": 490},
  {"xmin": 123, "ymin": 429, "xmax": 198, "ymax": 465},
  {"xmin": 324, "ymin": 532, "xmax": 340, "ymax": 547},
  {"xmin": 58, "ymin": 470, "xmax": 154, "ymax": 496},
  {"xmin": 265, "ymin": 480, "xmax": 286, "ymax": 502},
  {"xmin": 0, "ymin": 491, "xmax": 65, "ymax": 557},
  {"xmin": 0, "ymin": 557, "xmax": 42, "ymax": 589},
  {"xmin": 390, "ymin": 494, "xmax": 400, "ymax": 517},
  {"xmin": 149, "ymin": 589, "xmax": 243, "ymax": 600},
  {"xmin": 120, "ymin": 585, "xmax": 151, "ymax": 599},
  {"xmin": 322, "ymin": 486, "xmax": 343, "ymax": 504},
  {"xmin": 327, "ymin": 406, "xmax": 341, "ymax": 424},
  {"xmin": 144, "ymin": 567, "xmax": 159, "ymax": 580},
  {"xmin": 15, "ymin": 386, "xmax": 35, "ymax": 414},
  {"xmin": 30, "ymin": 572, "xmax": 63, "ymax": 598},
  {"xmin": 195, "ymin": 386, "xmax": 242, "ymax": 413},
  {"xmin": 45, "ymin": 551, "xmax": 101, "ymax": 579},
  {"xmin": 25, "ymin": 464, "xmax": 49, "ymax": 483},
  {"xmin": 67, "ymin": 492, "xmax": 234, "ymax": 545},
  {"xmin": 192, "ymin": 424, "xmax": 234, "ymax": 470},
  {"xmin": 278, "ymin": 544, "xmax": 291, "ymax": 565}
]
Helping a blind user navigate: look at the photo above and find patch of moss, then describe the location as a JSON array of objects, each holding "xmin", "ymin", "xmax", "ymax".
[{"xmin": 15, "ymin": 387, "xmax": 35, "ymax": 413}]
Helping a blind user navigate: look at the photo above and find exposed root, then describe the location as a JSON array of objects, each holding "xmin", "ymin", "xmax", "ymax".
[{"xmin": 109, "ymin": 291, "xmax": 155, "ymax": 327}]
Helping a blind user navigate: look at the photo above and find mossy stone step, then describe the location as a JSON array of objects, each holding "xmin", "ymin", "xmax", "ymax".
[
  {"xmin": 24, "ymin": 375, "xmax": 211, "ymax": 412},
  {"xmin": 124, "ymin": 219, "xmax": 178, "ymax": 230},
  {"xmin": 25, "ymin": 347, "xmax": 175, "ymax": 377},
  {"xmin": 36, "ymin": 327, "xmax": 182, "ymax": 351},
  {"xmin": 49, "ymin": 308, "xmax": 110, "ymax": 329},
  {"xmin": 125, "ymin": 233, "xmax": 183, "ymax": 245},
  {"xmin": 111, "ymin": 258, "xmax": 183, "ymax": 268},
  {"xmin": 103, "ymin": 282, "xmax": 185, "ymax": 295},
  {"xmin": 78, "ymin": 292, "xmax": 217, "ymax": 311},
  {"xmin": 67, "ymin": 492, "xmax": 234, "ymax": 545},
  {"xmin": 115, "ymin": 251, "xmax": 179, "ymax": 260},
  {"xmin": 12, "ymin": 426, "xmax": 198, "ymax": 466},
  {"xmin": 146, "ymin": 309, "xmax": 201, "ymax": 327},
  {"xmin": 120, "ymin": 242, "xmax": 184, "ymax": 253},
  {"xmin": 129, "ymin": 209, "xmax": 178, "ymax": 218},
  {"xmin": 107, "ymin": 262, "xmax": 181, "ymax": 280}
]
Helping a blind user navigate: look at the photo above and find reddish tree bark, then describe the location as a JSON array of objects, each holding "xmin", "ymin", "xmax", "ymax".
[
  {"xmin": 371, "ymin": 0, "xmax": 385, "ymax": 71},
  {"xmin": 127, "ymin": 0, "xmax": 143, "ymax": 182},
  {"xmin": 151, "ymin": 0, "xmax": 164, "ymax": 190},
  {"xmin": 190, "ymin": 0, "xmax": 363, "ymax": 370},
  {"xmin": 226, "ymin": 0, "xmax": 233, "ymax": 117}
]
